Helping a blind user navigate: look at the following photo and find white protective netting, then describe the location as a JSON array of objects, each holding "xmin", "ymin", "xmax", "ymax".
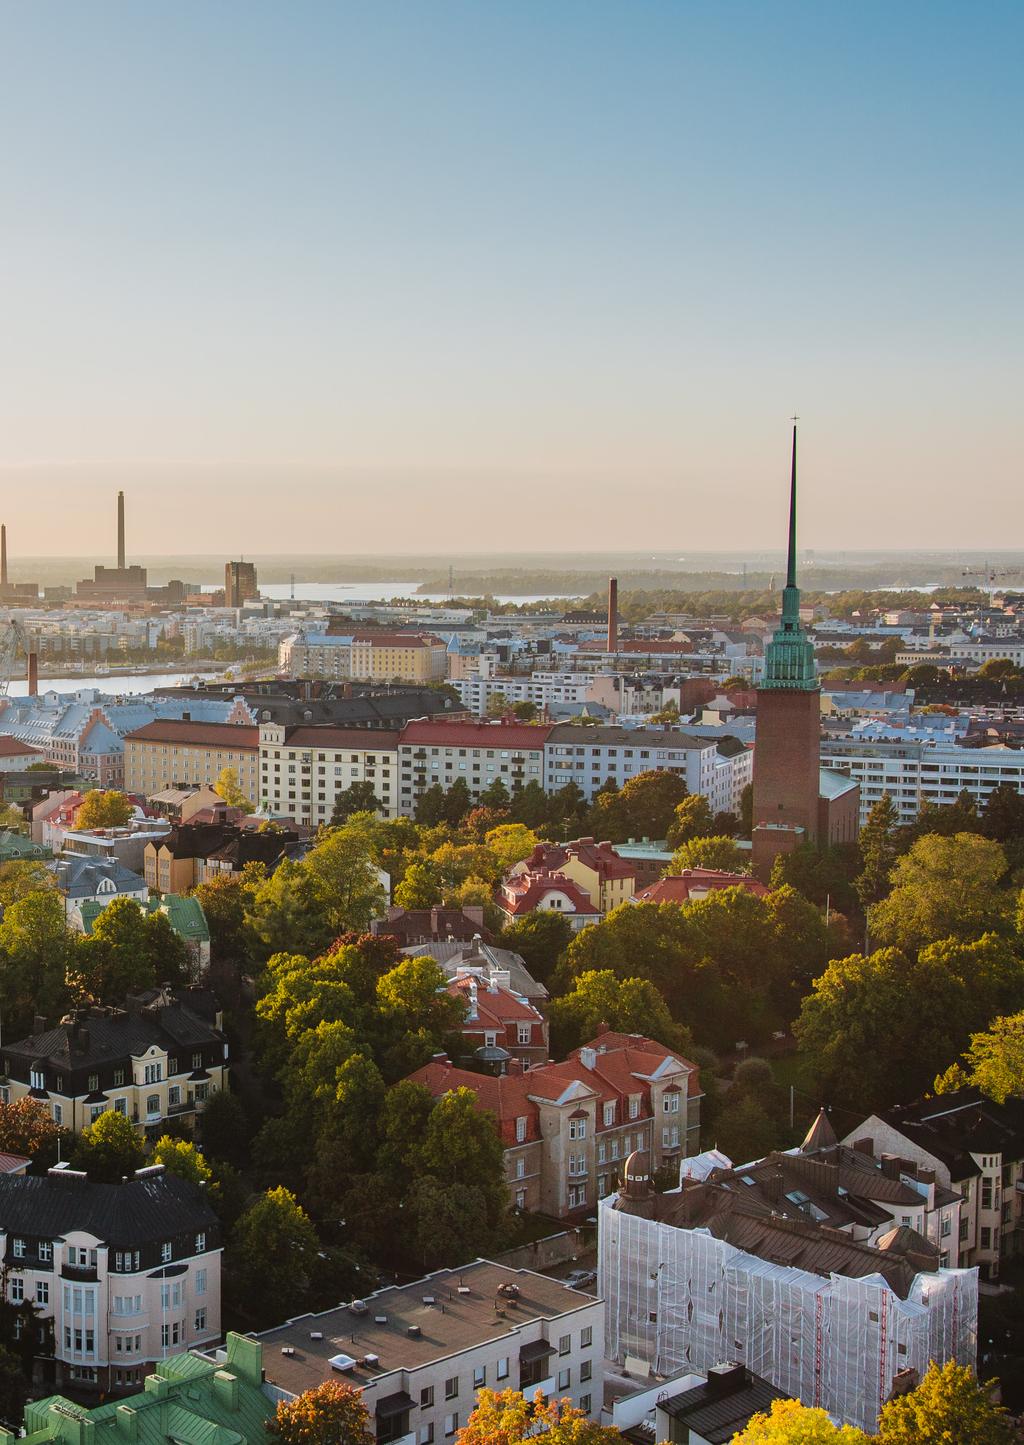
[{"xmin": 598, "ymin": 1197, "xmax": 978, "ymax": 1434}]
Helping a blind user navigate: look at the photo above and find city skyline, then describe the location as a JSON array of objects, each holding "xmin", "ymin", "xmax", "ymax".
[{"xmin": 2, "ymin": 2, "xmax": 1021, "ymax": 554}]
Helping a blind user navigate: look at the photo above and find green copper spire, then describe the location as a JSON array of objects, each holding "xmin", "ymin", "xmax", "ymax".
[{"xmin": 761, "ymin": 423, "xmax": 818, "ymax": 691}]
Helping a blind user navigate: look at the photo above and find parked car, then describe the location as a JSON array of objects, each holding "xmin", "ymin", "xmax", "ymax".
[{"xmin": 564, "ymin": 1269, "xmax": 597, "ymax": 1291}]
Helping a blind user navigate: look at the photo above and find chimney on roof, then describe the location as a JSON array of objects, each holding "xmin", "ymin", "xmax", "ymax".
[
  {"xmin": 607, "ymin": 578, "xmax": 618, "ymax": 653},
  {"xmin": 117, "ymin": 490, "xmax": 126, "ymax": 570},
  {"xmin": 880, "ymin": 1154, "xmax": 900, "ymax": 1179},
  {"xmin": 33, "ymin": 1015, "xmax": 47, "ymax": 1035},
  {"xmin": 467, "ymin": 979, "xmax": 478, "ymax": 1021},
  {"xmin": 1, "ymin": 524, "xmax": 6, "ymax": 586},
  {"xmin": 27, "ymin": 651, "xmax": 39, "ymax": 697}
]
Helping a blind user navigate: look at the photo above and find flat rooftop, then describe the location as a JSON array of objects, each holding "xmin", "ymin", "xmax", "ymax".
[{"xmin": 255, "ymin": 1260, "xmax": 598, "ymax": 1399}]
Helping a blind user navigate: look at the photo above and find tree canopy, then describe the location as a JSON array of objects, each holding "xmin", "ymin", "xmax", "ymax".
[
  {"xmin": 76, "ymin": 790, "xmax": 134, "ymax": 829},
  {"xmin": 268, "ymin": 1381, "xmax": 374, "ymax": 1445}
]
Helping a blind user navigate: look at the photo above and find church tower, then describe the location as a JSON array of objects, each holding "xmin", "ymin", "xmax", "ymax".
[{"xmin": 751, "ymin": 425, "xmax": 822, "ymax": 881}]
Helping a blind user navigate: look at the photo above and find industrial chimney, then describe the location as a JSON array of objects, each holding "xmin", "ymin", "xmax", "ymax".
[
  {"xmin": 607, "ymin": 577, "xmax": 618, "ymax": 653},
  {"xmin": 27, "ymin": 650, "xmax": 38, "ymax": 697},
  {"xmin": 117, "ymin": 490, "xmax": 126, "ymax": 570},
  {"xmin": 1, "ymin": 525, "xmax": 7, "ymax": 587}
]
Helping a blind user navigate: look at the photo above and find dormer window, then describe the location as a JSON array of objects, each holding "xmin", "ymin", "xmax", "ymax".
[
  {"xmin": 603, "ymin": 1103, "xmax": 616, "ymax": 1127},
  {"xmin": 88, "ymin": 1074, "xmax": 99, "ymax": 1092},
  {"xmin": 29, "ymin": 1070, "xmax": 44, "ymax": 1091},
  {"xmin": 629, "ymin": 1095, "xmax": 640, "ymax": 1119},
  {"xmin": 161, "ymin": 1242, "xmax": 172, "ymax": 1263},
  {"xmin": 195, "ymin": 1233, "xmax": 206, "ymax": 1253},
  {"xmin": 12, "ymin": 1239, "xmax": 24, "ymax": 1258}
]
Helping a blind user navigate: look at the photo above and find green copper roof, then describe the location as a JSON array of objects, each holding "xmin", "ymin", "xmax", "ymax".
[{"xmin": 761, "ymin": 425, "xmax": 818, "ymax": 692}]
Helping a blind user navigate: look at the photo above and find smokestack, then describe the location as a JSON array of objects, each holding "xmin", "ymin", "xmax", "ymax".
[
  {"xmin": 117, "ymin": 491, "xmax": 126, "ymax": 570},
  {"xmin": 1, "ymin": 525, "xmax": 7, "ymax": 587},
  {"xmin": 607, "ymin": 577, "xmax": 618, "ymax": 653},
  {"xmin": 27, "ymin": 651, "xmax": 38, "ymax": 697}
]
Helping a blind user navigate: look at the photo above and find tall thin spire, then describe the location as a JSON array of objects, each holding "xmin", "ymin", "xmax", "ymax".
[{"xmin": 787, "ymin": 422, "xmax": 798, "ymax": 590}]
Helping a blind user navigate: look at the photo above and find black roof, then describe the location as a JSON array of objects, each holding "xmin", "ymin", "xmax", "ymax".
[
  {"xmin": 4, "ymin": 999, "xmax": 223, "ymax": 1072},
  {"xmin": 0, "ymin": 1170, "xmax": 216, "ymax": 1246},
  {"xmin": 878, "ymin": 1089, "xmax": 1024, "ymax": 1181},
  {"xmin": 660, "ymin": 1366, "xmax": 786, "ymax": 1445}
]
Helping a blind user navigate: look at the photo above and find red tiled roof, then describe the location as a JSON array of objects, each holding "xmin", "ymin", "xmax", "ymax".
[
  {"xmin": 450, "ymin": 976, "xmax": 540, "ymax": 1026},
  {"xmin": 498, "ymin": 871, "xmax": 598, "ymax": 916},
  {"xmin": 278, "ymin": 727, "xmax": 400, "ymax": 750},
  {"xmin": 124, "ymin": 721, "xmax": 260, "ymax": 749},
  {"xmin": 521, "ymin": 838, "xmax": 636, "ymax": 883},
  {"xmin": 635, "ymin": 870, "xmax": 767, "ymax": 905},
  {"xmin": 399, "ymin": 720, "xmax": 552, "ymax": 749},
  {"xmin": 0, "ymin": 736, "xmax": 42, "ymax": 757},
  {"xmin": 0, "ymin": 1153, "xmax": 30, "ymax": 1174}
]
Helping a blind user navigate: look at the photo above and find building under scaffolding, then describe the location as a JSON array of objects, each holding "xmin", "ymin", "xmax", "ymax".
[{"xmin": 599, "ymin": 1154, "xmax": 978, "ymax": 1434}]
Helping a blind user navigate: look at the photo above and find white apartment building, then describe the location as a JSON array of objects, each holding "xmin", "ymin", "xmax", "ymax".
[
  {"xmin": 398, "ymin": 720, "xmax": 547, "ymax": 817},
  {"xmin": 544, "ymin": 724, "xmax": 752, "ymax": 814},
  {"xmin": 278, "ymin": 632, "xmax": 352, "ymax": 678},
  {"xmin": 256, "ymin": 1260, "xmax": 604, "ymax": 1441},
  {"xmin": 259, "ymin": 723, "xmax": 400, "ymax": 824},
  {"xmin": 0, "ymin": 1164, "xmax": 221, "ymax": 1394},
  {"xmin": 819, "ymin": 736, "xmax": 1024, "ymax": 825},
  {"xmin": 450, "ymin": 673, "xmax": 597, "ymax": 716}
]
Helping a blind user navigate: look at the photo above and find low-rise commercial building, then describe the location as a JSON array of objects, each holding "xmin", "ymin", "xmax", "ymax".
[{"xmin": 255, "ymin": 1260, "xmax": 604, "ymax": 1435}]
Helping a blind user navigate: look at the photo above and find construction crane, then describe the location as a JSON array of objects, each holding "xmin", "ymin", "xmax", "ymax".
[{"xmin": 0, "ymin": 616, "xmax": 32, "ymax": 697}]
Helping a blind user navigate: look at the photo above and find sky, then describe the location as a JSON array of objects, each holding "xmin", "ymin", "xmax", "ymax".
[{"xmin": 0, "ymin": 1, "xmax": 1021, "ymax": 558}]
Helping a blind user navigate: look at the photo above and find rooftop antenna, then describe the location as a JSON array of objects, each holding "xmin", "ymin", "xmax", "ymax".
[{"xmin": 290, "ymin": 573, "xmax": 296, "ymax": 601}]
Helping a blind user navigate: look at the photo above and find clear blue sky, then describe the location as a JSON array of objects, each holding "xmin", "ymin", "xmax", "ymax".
[{"xmin": 1, "ymin": 1, "xmax": 1020, "ymax": 555}]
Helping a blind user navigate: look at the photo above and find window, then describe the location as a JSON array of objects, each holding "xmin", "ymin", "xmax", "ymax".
[
  {"xmin": 144, "ymin": 1062, "xmax": 162, "ymax": 1085},
  {"xmin": 195, "ymin": 1232, "xmax": 206, "ymax": 1253},
  {"xmin": 53, "ymin": 1103, "xmax": 63, "ymax": 1125},
  {"xmin": 444, "ymin": 1417, "xmax": 458, "ymax": 1438},
  {"xmin": 192, "ymin": 1052, "xmax": 203, "ymax": 1070},
  {"xmin": 982, "ymin": 1180, "xmax": 994, "ymax": 1210},
  {"xmin": 10, "ymin": 1279, "xmax": 23, "ymax": 1303},
  {"xmin": 569, "ymin": 1118, "xmax": 586, "ymax": 1140},
  {"xmin": 629, "ymin": 1095, "xmax": 640, "ymax": 1120},
  {"xmin": 36, "ymin": 1281, "xmax": 49, "ymax": 1305},
  {"xmin": 580, "ymin": 1396, "xmax": 591, "ymax": 1417},
  {"xmin": 420, "ymin": 1428, "xmax": 434, "ymax": 1445},
  {"xmin": 146, "ymin": 1094, "xmax": 160, "ymax": 1117},
  {"xmin": 568, "ymin": 1183, "xmax": 586, "ymax": 1208},
  {"xmin": 113, "ymin": 1069, "xmax": 125, "ymax": 1087},
  {"xmin": 663, "ymin": 1093, "xmax": 680, "ymax": 1114},
  {"xmin": 603, "ymin": 1102, "xmax": 615, "ymax": 1127},
  {"xmin": 557, "ymin": 1369, "xmax": 570, "ymax": 1390},
  {"xmin": 161, "ymin": 1325, "xmax": 170, "ymax": 1347},
  {"xmin": 12, "ymin": 1239, "xmax": 24, "ymax": 1258},
  {"xmin": 515, "ymin": 1117, "xmax": 527, "ymax": 1143},
  {"xmin": 580, "ymin": 1361, "xmax": 592, "ymax": 1381},
  {"xmin": 496, "ymin": 1358, "xmax": 509, "ymax": 1381},
  {"xmin": 445, "ymin": 1377, "xmax": 458, "ymax": 1400},
  {"xmin": 581, "ymin": 1326, "xmax": 592, "ymax": 1348},
  {"xmin": 941, "ymin": 1216, "xmax": 952, "ymax": 1237},
  {"xmin": 87, "ymin": 1073, "xmax": 99, "ymax": 1092},
  {"xmin": 515, "ymin": 1158, "xmax": 525, "ymax": 1179},
  {"xmin": 196, "ymin": 1269, "xmax": 207, "ymax": 1296},
  {"xmin": 161, "ymin": 1242, "xmax": 172, "ymax": 1263},
  {"xmin": 558, "ymin": 1333, "xmax": 571, "ymax": 1356},
  {"xmin": 39, "ymin": 1241, "xmax": 52, "ymax": 1263},
  {"xmin": 195, "ymin": 1308, "xmax": 207, "ymax": 1332},
  {"xmin": 420, "ymin": 1387, "xmax": 434, "ymax": 1409},
  {"xmin": 473, "ymin": 1365, "xmax": 486, "ymax": 1388}
]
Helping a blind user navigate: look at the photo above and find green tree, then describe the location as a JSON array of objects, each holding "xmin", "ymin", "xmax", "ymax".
[
  {"xmin": 414, "ymin": 784, "xmax": 449, "ymax": 826},
  {"xmin": 485, "ymin": 691, "xmax": 509, "ymax": 717},
  {"xmin": 669, "ymin": 835, "xmax": 748, "ymax": 873},
  {"xmin": 484, "ymin": 823, "xmax": 539, "ymax": 873},
  {"xmin": 444, "ymin": 778, "xmax": 473, "ymax": 824},
  {"xmin": 478, "ymin": 778, "xmax": 511, "ymax": 810},
  {"xmin": 393, "ymin": 860, "xmax": 443, "ymax": 910},
  {"xmin": 0, "ymin": 860, "xmax": 54, "ymax": 907},
  {"xmin": 228, "ymin": 1186, "xmax": 321, "ymax": 1328},
  {"xmin": 955, "ymin": 1012, "xmax": 1024, "ymax": 1104},
  {"xmin": 983, "ymin": 782, "xmax": 1024, "ymax": 843},
  {"xmin": 246, "ymin": 861, "xmax": 335, "ymax": 961},
  {"xmin": 510, "ymin": 700, "xmax": 537, "ymax": 721},
  {"xmin": 0, "ymin": 889, "xmax": 76, "ymax": 1035},
  {"xmin": 152, "ymin": 1135, "xmax": 213, "ymax": 1185},
  {"xmin": 73, "ymin": 897, "xmax": 191, "ymax": 1000},
  {"xmin": 977, "ymin": 657, "xmax": 1020, "ymax": 681},
  {"xmin": 304, "ymin": 824, "xmax": 388, "ymax": 934},
  {"xmin": 509, "ymin": 779, "xmax": 549, "ymax": 828},
  {"xmin": 739, "ymin": 781, "xmax": 754, "ymax": 836},
  {"xmin": 734, "ymin": 1398, "xmax": 868, "ymax": 1443},
  {"xmin": 589, "ymin": 769, "xmax": 688, "ymax": 843},
  {"xmin": 76, "ymin": 789, "xmax": 134, "ymax": 829},
  {"xmin": 72, "ymin": 1109, "xmax": 146, "ymax": 1182},
  {"xmin": 194, "ymin": 870, "xmax": 259, "ymax": 970},
  {"xmin": 329, "ymin": 780, "xmax": 380, "ymax": 825},
  {"xmin": 876, "ymin": 1360, "xmax": 1011, "ymax": 1444},
  {"xmin": 869, "ymin": 833, "xmax": 1009, "ymax": 951},
  {"xmin": 547, "ymin": 970, "xmax": 692, "ymax": 1057},
  {"xmin": 416, "ymin": 1088, "xmax": 508, "ymax": 1233},
  {"xmin": 714, "ymin": 1091, "xmax": 780, "ymax": 1168},
  {"xmin": 497, "ymin": 911, "xmax": 572, "ymax": 985},
  {"xmin": 854, "ymin": 793, "xmax": 899, "ymax": 907},
  {"xmin": 268, "ymin": 1380, "xmax": 374, "ymax": 1445},
  {"xmin": 665, "ymin": 794, "xmax": 714, "ymax": 848}
]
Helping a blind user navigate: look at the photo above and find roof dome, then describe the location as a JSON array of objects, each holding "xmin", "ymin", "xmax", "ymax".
[{"xmin": 621, "ymin": 1151, "xmax": 652, "ymax": 1199}]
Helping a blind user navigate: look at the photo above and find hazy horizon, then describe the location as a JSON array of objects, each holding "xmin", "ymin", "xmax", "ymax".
[{"xmin": 2, "ymin": 3, "xmax": 1021, "ymax": 553}]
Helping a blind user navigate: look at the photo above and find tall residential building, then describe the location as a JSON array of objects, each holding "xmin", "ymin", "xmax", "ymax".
[
  {"xmin": 224, "ymin": 560, "xmax": 258, "ymax": 608},
  {"xmin": 751, "ymin": 427, "xmax": 822, "ymax": 879}
]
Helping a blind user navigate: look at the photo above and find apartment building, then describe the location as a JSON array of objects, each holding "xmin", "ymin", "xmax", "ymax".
[
  {"xmin": 450, "ymin": 672, "xmax": 596, "ymax": 717},
  {"xmin": 844, "ymin": 1089, "xmax": 1024, "ymax": 1280},
  {"xmin": 256, "ymin": 1260, "xmax": 604, "ymax": 1434},
  {"xmin": 2, "ymin": 993, "xmax": 229, "ymax": 1138},
  {"xmin": 224, "ymin": 560, "xmax": 258, "ymax": 608},
  {"xmin": 145, "ymin": 821, "xmax": 300, "ymax": 892},
  {"xmin": 258, "ymin": 723, "xmax": 400, "ymax": 823},
  {"xmin": 397, "ymin": 720, "xmax": 550, "ymax": 816},
  {"xmin": 509, "ymin": 838, "xmax": 637, "ymax": 913},
  {"xmin": 543, "ymin": 724, "xmax": 752, "ymax": 814},
  {"xmin": 409, "ymin": 1032, "xmax": 701, "ymax": 1219},
  {"xmin": 819, "ymin": 735, "xmax": 1024, "ymax": 825},
  {"xmin": 124, "ymin": 721, "xmax": 260, "ymax": 801},
  {"xmin": 281, "ymin": 631, "xmax": 447, "ymax": 683},
  {"xmin": 0, "ymin": 1163, "xmax": 220, "ymax": 1394}
]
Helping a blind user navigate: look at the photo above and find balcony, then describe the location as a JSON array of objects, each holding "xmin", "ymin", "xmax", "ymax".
[
  {"xmin": 167, "ymin": 1100, "xmax": 196, "ymax": 1116},
  {"xmin": 60, "ymin": 1263, "xmax": 98, "ymax": 1283}
]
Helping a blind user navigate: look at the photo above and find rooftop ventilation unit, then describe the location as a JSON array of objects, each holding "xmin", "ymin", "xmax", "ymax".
[
  {"xmin": 363, "ymin": 1354, "xmax": 380, "ymax": 1368},
  {"xmin": 309, "ymin": 1332, "xmax": 324, "ymax": 1341},
  {"xmin": 407, "ymin": 1325, "xmax": 422, "ymax": 1338},
  {"xmin": 374, "ymin": 1315, "xmax": 388, "ymax": 1325},
  {"xmin": 349, "ymin": 1300, "xmax": 369, "ymax": 1316},
  {"xmin": 281, "ymin": 1347, "xmax": 295, "ymax": 1357},
  {"xmin": 422, "ymin": 1295, "xmax": 435, "ymax": 1305},
  {"xmin": 457, "ymin": 1287, "xmax": 471, "ymax": 1296}
]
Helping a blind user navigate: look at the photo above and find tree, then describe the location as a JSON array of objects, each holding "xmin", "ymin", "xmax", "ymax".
[
  {"xmin": 669, "ymin": 835, "xmax": 748, "ymax": 873},
  {"xmin": 304, "ymin": 825, "xmax": 388, "ymax": 934},
  {"xmin": 76, "ymin": 790, "xmax": 134, "ymax": 829},
  {"xmin": 73, "ymin": 896, "xmax": 191, "ymax": 1000},
  {"xmin": 478, "ymin": 777, "xmax": 511, "ymax": 810},
  {"xmin": 485, "ymin": 691, "xmax": 509, "ymax": 717},
  {"xmin": 510, "ymin": 780, "xmax": 550, "ymax": 829},
  {"xmin": 152, "ymin": 1135, "xmax": 213, "ymax": 1186},
  {"xmin": 393, "ymin": 860, "xmax": 443, "ymax": 910},
  {"xmin": 983, "ymin": 782, "xmax": 1024, "ymax": 844},
  {"xmin": 330, "ymin": 780, "xmax": 380, "ymax": 825},
  {"xmin": 869, "ymin": 833, "xmax": 1009, "ymax": 951},
  {"xmin": 0, "ymin": 860, "xmax": 54, "ymax": 907},
  {"xmin": 457, "ymin": 1389, "xmax": 623, "ymax": 1445},
  {"xmin": 228, "ymin": 1187, "xmax": 321, "ymax": 1328},
  {"xmin": 414, "ymin": 784, "xmax": 449, "ymax": 826},
  {"xmin": 198, "ymin": 1088, "xmax": 250, "ymax": 1167},
  {"xmin": 0, "ymin": 1097, "xmax": 61, "ymax": 1162},
  {"xmin": 978, "ymin": 657, "xmax": 1020, "ymax": 681},
  {"xmin": 665, "ymin": 794, "xmax": 714, "ymax": 848},
  {"xmin": 510, "ymin": 700, "xmax": 537, "ymax": 721},
  {"xmin": 213, "ymin": 766, "xmax": 254, "ymax": 812},
  {"xmin": 734, "ymin": 1398, "xmax": 868, "ymax": 1443},
  {"xmin": 484, "ymin": 823, "xmax": 539, "ymax": 873},
  {"xmin": 739, "ymin": 781, "xmax": 754, "ymax": 836},
  {"xmin": 0, "ymin": 889, "xmax": 76, "ymax": 1036},
  {"xmin": 444, "ymin": 778, "xmax": 472, "ymax": 825},
  {"xmin": 547, "ymin": 970, "xmax": 692, "ymax": 1057},
  {"xmin": 854, "ymin": 793, "xmax": 899, "ymax": 907},
  {"xmin": 416, "ymin": 1088, "xmax": 508, "ymax": 1234},
  {"xmin": 194, "ymin": 870, "xmax": 259, "ymax": 971},
  {"xmin": 953, "ymin": 1013, "xmax": 1024, "ymax": 1103},
  {"xmin": 72, "ymin": 1109, "xmax": 146, "ymax": 1182},
  {"xmin": 268, "ymin": 1379, "xmax": 374, "ymax": 1445},
  {"xmin": 497, "ymin": 911, "xmax": 572, "ymax": 985},
  {"xmin": 588, "ymin": 769, "xmax": 688, "ymax": 843},
  {"xmin": 876, "ymin": 1361, "xmax": 1011, "ymax": 1443},
  {"xmin": 246, "ymin": 861, "xmax": 336, "ymax": 961}
]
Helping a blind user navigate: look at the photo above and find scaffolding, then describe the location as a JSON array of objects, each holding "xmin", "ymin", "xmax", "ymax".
[{"xmin": 598, "ymin": 1197, "xmax": 978, "ymax": 1434}]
